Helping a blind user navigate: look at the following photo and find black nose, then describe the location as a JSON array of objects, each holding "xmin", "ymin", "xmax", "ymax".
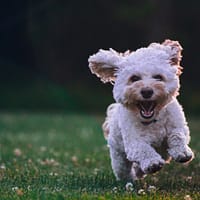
[{"xmin": 141, "ymin": 88, "xmax": 153, "ymax": 99}]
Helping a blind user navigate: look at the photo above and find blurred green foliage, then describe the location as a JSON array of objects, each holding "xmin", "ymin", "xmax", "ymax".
[
  {"xmin": 0, "ymin": 0, "xmax": 200, "ymax": 114},
  {"xmin": 0, "ymin": 80, "xmax": 199, "ymax": 115},
  {"xmin": 0, "ymin": 81, "xmax": 112, "ymax": 113}
]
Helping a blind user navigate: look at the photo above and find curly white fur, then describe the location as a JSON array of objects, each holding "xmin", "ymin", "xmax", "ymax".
[{"xmin": 88, "ymin": 39, "xmax": 194, "ymax": 181}]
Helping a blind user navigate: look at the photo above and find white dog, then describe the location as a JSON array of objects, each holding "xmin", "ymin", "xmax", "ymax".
[{"xmin": 88, "ymin": 39, "xmax": 194, "ymax": 181}]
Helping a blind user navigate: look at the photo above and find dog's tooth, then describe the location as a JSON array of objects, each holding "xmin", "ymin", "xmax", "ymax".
[{"xmin": 141, "ymin": 109, "xmax": 154, "ymax": 119}]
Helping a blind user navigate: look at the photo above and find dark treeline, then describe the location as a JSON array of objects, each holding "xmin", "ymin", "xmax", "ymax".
[{"xmin": 0, "ymin": 0, "xmax": 199, "ymax": 86}]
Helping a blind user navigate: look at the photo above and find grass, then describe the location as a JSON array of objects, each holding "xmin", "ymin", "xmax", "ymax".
[{"xmin": 0, "ymin": 112, "xmax": 200, "ymax": 199}]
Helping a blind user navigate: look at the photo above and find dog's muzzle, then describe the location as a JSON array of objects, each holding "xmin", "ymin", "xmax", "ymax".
[{"xmin": 137, "ymin": 101, "xmax": 156, "ymax": 119}]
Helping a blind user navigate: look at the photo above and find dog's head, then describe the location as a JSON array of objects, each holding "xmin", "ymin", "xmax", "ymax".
[{"xmin": 89, "ymin": 39, "xmax": 183, "ymax": 122}]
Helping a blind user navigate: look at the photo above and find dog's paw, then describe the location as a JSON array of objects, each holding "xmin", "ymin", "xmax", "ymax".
[
  {"xmin": 141, "ymin": 158, "xmax": 165, "ymax": 174},
  {"xmin": 168, "ymin": 146, "xmax": 194, "ymax": 163}
]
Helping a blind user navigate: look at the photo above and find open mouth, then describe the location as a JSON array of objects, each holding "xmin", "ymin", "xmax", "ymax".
[{"xmin": 137, "ymin": 101, "xmax": 156, "ymax": 119}]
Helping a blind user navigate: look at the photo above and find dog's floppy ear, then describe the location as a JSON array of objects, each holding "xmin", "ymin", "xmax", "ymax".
[
  {"xmin": 162, "ymin": 39, "xmax": 183, "ymax": 75},
  {"xmin": 88, "ymin": 49, "xmax": 128, "ymax": 83},
  {"xmin": 162, "ymin": 39, "xmax": 183, "ymax": 65}
]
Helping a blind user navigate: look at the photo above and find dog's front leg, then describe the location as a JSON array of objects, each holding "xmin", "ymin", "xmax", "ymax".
[
  {"xmin": 166, "ymin": 100, "xmax": 194, "ymax": 163},
  {"xmin": 167, "ymin": 130, "xmax": 194, "ymax": 163},
  {"xmin": 124, "ymin": 138, "xmax": 165, "ymax": 175},
  {"xmin": 109, "ymin": 144, "xmax": 133, "ymax": 181}
]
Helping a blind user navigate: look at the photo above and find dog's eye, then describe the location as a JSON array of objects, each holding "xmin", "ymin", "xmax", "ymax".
[
  {"xmin": 153, "ymin": 74, "xmax": 164, "ymax": 81},
  {"xmin": 129, "ymin": 75, "xmax": 141, "ymax": 83}
]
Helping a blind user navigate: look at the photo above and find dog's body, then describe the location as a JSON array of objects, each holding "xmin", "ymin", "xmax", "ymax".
[{"xmin": 88, "ymin": 40, "xmax": 194, "ymax": 181}]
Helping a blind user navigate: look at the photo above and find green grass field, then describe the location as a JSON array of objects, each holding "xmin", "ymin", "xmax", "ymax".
[{"xmin": 0, "ymin": 112, "xmax": 200, "ymax": 199}]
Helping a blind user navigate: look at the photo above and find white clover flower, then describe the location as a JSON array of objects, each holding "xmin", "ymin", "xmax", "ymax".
[
  {"xmin": 138, "ymin": 189, "xmax": 146, "ymax": 195},
  {"xmin": 112, "ymin": 187, "xmax": 118, "ymax": 193},
  {"xmin": 93, "ymin": 168, "xmax": 99, "ymax": 175},
  {"xmin": 12, "ymin": 187, "xmax": 19, "ymax": 191},
  {"xmin": 147, "ymin": 185, "xmax": 157, "ymax": 193},
  {"xmin": 49, "ymin": 172, "xmax": 58, "ymax": 176},
  {"xmin": 54, "ymin": 187, "xmax": 62, "ymax": 192},
  {"xmin": 27, "ymin": 185, "xmax": 31, "ymax": 191},
  {"xmin": 71, "ymin": 156, "xmax": 78, "ymax": 163},
  {"xmin": 125, "ymin": 182, "xmax": 134, "ymax": 192},
  {"xmin": 14, "ymin": 148, "xmax": 22, "ymax": 157},
  {"xmin": 184, "ymin": 195, "xmax": 192, "ymax": 200},
  {"xmin": 40, "ymin": 146, "xmax": 47, "ymax": 152},
  {"xmin": 85, "ymin": 158, "xmax": 90, "ymax": 163},
  {"xmin": 0, "ymin": 164, "xmax": 6, "ymax": 170}
]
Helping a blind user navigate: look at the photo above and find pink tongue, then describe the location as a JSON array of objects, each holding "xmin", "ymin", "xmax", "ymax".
[
  {"xmin": 143, "ymin": 111, "xmax": 152, "ymax": 116},
  {"xmin": 141, "ymin": 109, "xmax": 154, "ymax": 118}
]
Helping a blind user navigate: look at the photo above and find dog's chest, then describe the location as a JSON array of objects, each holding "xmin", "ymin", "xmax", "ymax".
[
  {"xmin": 119, "ymin": 106, "xmax": 169, "ymax": 147},
  {"xmin": 138, "ymin": 121, "xmax": 167, "ymax": 147}
]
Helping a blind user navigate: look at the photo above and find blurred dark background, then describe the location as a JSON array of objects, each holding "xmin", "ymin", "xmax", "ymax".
[{"xmin": 0, "ymin": 0, "xmax": 199, "ymax": 114}]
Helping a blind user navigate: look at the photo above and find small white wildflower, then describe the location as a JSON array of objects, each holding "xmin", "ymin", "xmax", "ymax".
[
  {"xmin": 112, "ymin": 186, "xmax": 118, "ymax": 193},
  {"xmin": 0, "ymin": 164, "xmax": 6, "ymax": 170},
  {"xmin": 138, "ymin": 189, "xmax": 146, "ymax": 195},
  {"xmin": 184, "ymin": 195, "xmax": 192, "ymax": 200},
  {"xmin": 125, "ymin": 182, "xmax": 134, "ymax": 192},
  {"xmin": 69, "ymin": 171, "xmax": 74, "ymax": 175},
  {"xmin": 82, "ymin": 188, "xmax": 87, "ymax": 192},
  {"xmin": 12, "ymin": 187, "xmax": 19, "ymax": 191},
  {"xmin": 147, "ymin": 185, "xmax": 157, "ymax": 193},
  {"xmin": 40, "ymin": 146, "xmax": 47, "ymax": 152},
  {"xmin": 14, "ymin": 148, "xmax": 22, "ymax": 157},
  {"xmin": 49, "ymin": 172, "xmax": 58, "ymax": 176},
  {"xmin": 27, "ymin": 185, "xmax": 31, "ymax": 191},
  {"xmin": 85, "ymin": 158, "xmax": 90, "ymax": 163},
  {"xmin": 93, "ymin": 168, "xmax": 99, "ymax": 175},
  {"xmin": 71, "ymin": 156, "xmax": 78, "ymax": 163},
  {"xmin": 42, "ymin": 187, "xmax": 48, "ymax": 191},
  {"xmin": 186, "ymin": 176, "xmax": 192, "ymax": 181},
  {"xmin": 40, "ymin": 158, "xmax": 59, "ymax": 166},
  {"xmin": 55, "ymin": 187, "xmax": 62, "ymax": 192}
]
